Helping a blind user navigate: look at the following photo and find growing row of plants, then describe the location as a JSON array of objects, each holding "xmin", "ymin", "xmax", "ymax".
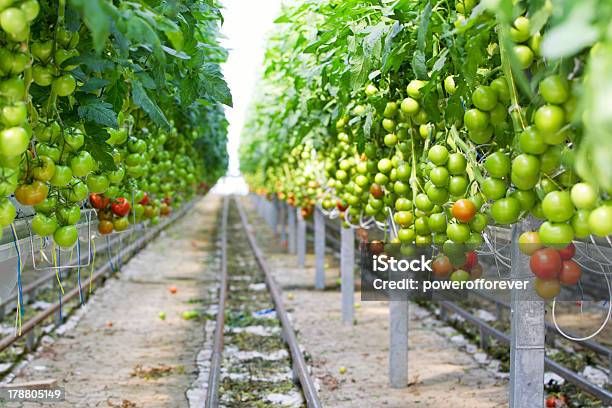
[
  {"xmin": 0, "ymin": 0, "xmax": 231, "ymax": 247},
  {"xmin": 240, "ymin": 0, "xmax": 612, "ymax": 299}
]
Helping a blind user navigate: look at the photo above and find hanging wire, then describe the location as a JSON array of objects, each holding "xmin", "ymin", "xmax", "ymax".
[{"xmin": 10, "ymin": 224, "xmax": 24, "ymax": 335}]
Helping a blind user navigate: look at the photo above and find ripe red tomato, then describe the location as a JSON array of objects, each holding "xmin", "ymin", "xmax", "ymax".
[
  {"xmin": 111, "ymin": 197, "xmax": 131, "ymax": 217},
  {"xmin": 451, "ymin": 199, "xmax": 476, "ymax": 223},
  {"xmin": 462, "ymin": 251, "xmax": 478, "ymax": 270},
  {"xmin": 139, "ymin": 192, "xmax": 149, "ymax": 205},
  {"xmin": 530, "ymin": 248, "xmax": 562, "ymax": 279},
  {"xmin": 90, "ymin": 193, "xmax": 110, "ymax": 210},
  {"xmin": 336, "ymin": 199, "xmax": 348, "ymax": 211},
  {"xmin": 559, "ymin": 260, "xmax": 581, "ymax": 285},
  {"xmin": 557, "ymin": 243, "xmax": 575, "ymax": 260},
  {"xmin": 432, "ymin": 255, "xmax": 453, "ymax": 278}
]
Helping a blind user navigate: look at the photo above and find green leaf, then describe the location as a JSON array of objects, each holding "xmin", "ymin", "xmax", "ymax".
[
  {"xmin": 79, "ymin": 77, "xmax": 109, "ymax": 92},
  {"xmin": 200, "ymin": 63, "xmax": 233, "ymax": 107},
  {"xmin": 132, "ymin": 80, "xmax": 171, "ymax": 129},
  {"xmin": 412, "ymin": 50, "xmax": 428, "ymax": 79},
  {"xmin": 126, "ymin": 16, "xmax": 165, "ymax": 62},
  {"xmin": 69, "ymin": 0, "xmax": 113, "ymax": 54},
  {"xmin": 83, "ymin": 123, "xmax": 116, "ymax": 171},
  {"xmin": 416, "ymin": 2, "xmax": 432, "ymax": 52},
  {"xmin": 78, "ymin": 99, "xmax": 118, "ymax": 128}
]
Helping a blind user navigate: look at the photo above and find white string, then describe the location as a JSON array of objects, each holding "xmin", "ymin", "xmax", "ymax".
[{"xmin": 551, "ymin": 273, "xmax": 612, "ymax": 342}]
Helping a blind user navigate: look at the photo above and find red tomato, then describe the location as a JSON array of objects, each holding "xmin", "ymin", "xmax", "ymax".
[
  {"xmin": 337, "ymin": 199, "xmax": 348, "ymax": 211},
  {"xmin": 559, "ymin": 260, "xmax": 581, "ymax": 285},
  {"xmin": 90, "ymin": 193, "xmax": 110, "ymax": 210},
  {"xmin": 111, "ymin": 197, "xmax": 131, "ymax": 217},
  {"xmin": 160, "ymin": 203, "xmax": 171, "ymax": 216},
  {"xmin": 530, "ymin": 248, "xmax": 562, "ymax": 279},
  {"xmin": 139, "ymin": 192, "xmax": 149, "ymax": 205},
  {"xmin": 463, "ymin": 251, "xmax": 478, "ymax": 270},
  {"xmin": 451, "ymin": 199, "xmax": 476, "ymax": 223},
  {"xmin": 557, "ymin": 243, "xmax": 575, "ymax": 260},
  {"xmin": 432, "ymin": 255, "xmax": 453, "ymax": 278}
]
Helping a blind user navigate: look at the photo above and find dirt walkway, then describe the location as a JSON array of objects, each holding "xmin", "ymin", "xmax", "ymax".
[
  {"xmin": 5, "ymin": 194, "xmax": 222, "ymax": 408},
  {"xmin": 242, "ymin": 197, "xmax": 509, "ymax": 408}
]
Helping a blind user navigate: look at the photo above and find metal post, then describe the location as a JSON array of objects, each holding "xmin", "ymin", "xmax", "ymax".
[
  {"xmin": 280, "ymin": 203, "xmax": 287, "ymax": 245},
  {"xmin": 297, "ymin": 208, "xmax": 306, "ymax": 268},
  {"xmin": 340, "ymin": 226, "xmax": 354, "ymax": 325},
  {"xmin": 288, "ymin": 206, "xmax": 297, "ymax": 254},
  {"xmin": 509, "ymin": 221, "xmax": 545, "ymax": 408},
  {"xmin": 314, "ymin": 208, "xmax": 326, "ymax": 290},
  {"xmin": 272, "ymin": 198, "xmax": 279, "ymax": 236},
  {"xmin": 388, "ymin": 226, "xmax": 408, "ymax": 388}
]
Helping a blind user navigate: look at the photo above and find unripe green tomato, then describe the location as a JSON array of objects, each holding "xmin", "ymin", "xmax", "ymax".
[
  {"xmin": 490, "ymin": 77, "xmax": 510, "ymax": 103},
  {"xmin": 534, "ymin": 104, "xmax": 565, "ymax": 135},
  {"xmin": 510, "ymin": 16, "xmax": 530, "ymax": 43},
  {"xmin": 472, "ymin": 86, "xmax": 498, "ymax": 111},
  {"xmin": 469, "ymin": 126, "xmax": 493, "ymax": 144},
  {"xmin": 539, "ymin": 75, "xmax": 569, "ymax": 105},
  {"xmin": 444, "ymin": 75, "xmax": 456, "ymax": 94},
  {"xmin": 519, "ymin": 126, "xmax": 548, "ymax": 154},
  {"xmin": 481, "ymin": 177, "xmax": 507, "ymax": 200},
  {"xmin": 464, "ymin": 109, "xmax": 490, "ymax": 131},
  {"xmin": 400, "ymin": 97, "xmax": 419, "ymax": 115},
  {"xmin": 406, "ymin": 79, "xmax": 427, "ymax": 99},
  {"xmin": 514, "ymin": 45, "xmax": 534, "ymax": 69}
]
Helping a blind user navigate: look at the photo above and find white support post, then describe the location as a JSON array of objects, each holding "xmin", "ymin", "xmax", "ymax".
[
  {"xmin": 297, "ymin": 208, "xmax": 306, "ymax": 268},
  {"xmin": 340, "ymin": 226, "xmax": 354, "ymax": 325},
  {"xmin": 314, "ymin": 208, "xmax": 326, "ymax": 290},
  {"xmin": 509, "ymin": 221, "xmax": 545, "ymax": 408},
  {"xmin": 388, "ymin": 225, "xmax": 408, "ymax": 388},
  {"xmin": 272, "ymin": 198, "xmax": 279, "ymax": 236},
  {"xmin": 288, "ymin": 206, "xmax": 297, "ymax": 254}
]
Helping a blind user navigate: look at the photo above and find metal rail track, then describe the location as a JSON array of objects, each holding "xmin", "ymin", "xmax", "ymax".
[
  {"xmin": 0, "ymin": 199, "xmax": 198, "ymax": 354},
  {"xmin": 205, "ymin": 197, "xmax": 228, "ymax": 408},
  {"xmin": 205, "ymin": 197, "xmax": 322, "ymax": 407}
]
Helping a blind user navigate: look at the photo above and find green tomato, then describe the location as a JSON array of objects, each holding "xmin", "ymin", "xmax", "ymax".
[
  {"xmin": 484, "ymin": 151, "xmax": 511, "ymax": 178},
  {"xmin": 0, "ymin": 198, "xmax": 16, "ymax": 227},
  {"xmin": 540, "ymin": 146, "xmax": 562, "ymax": 174},
  {"xmin": 539, "ymin": 75, "xmax": 569, "ymax": 105},
  {"xmin": 588, "ymin": 205, "xmax": 612, "ymax": 237},
  {"xmin": 0, "ymin": 7, "xmax": 26, "ymax": 36},
  {"xmin": 534, "ymin": 105, "xmax": 565, "ymax": 136},
  {"xmin": 539, "ymin": 221, "xmax": 574, "ymax": 249},
  {"xmin": 571, "ymin": 210, "xmax": 591, "ymax": 238},
  {"xmin": 570, "ymin": 183, "xmax": 597, "ymax": 210},
  {"xmin": 32, "ymin": 213, "xmax": 58, "ymax": 237},
  {"xmin": 481, "ymin": 177, "xmax": 507, "ymax": 200},
  {"xmin": 464, "ymin": 109, "xmax": 489, "ymax": 131},
  {"xmin": 32, "ymin": 65, "xmax": 54, "ymax": 87},
  {"xmin": 70, "ymin": 151, "xmax": 95, "ymax": 177},
  {"xmin": 395, "ymin": 197, "xmax": 413, "ymax": 211},
  {"xmin": 1, "ymin": 102, "xmax": 27, "ymax": 127},
  {"xmin": 53, "ymin": 74, "xmax": 76, "ymax": 97},
  {"xmin": 447, "ymin": 153, "xmax": 467, "ymax": 175},
  {"xmin": 377, "ymin": 158, "xmax": 392, "ymax": 174},
  {"xmin": 511, "ymin": 190, "xmax": 537, "ymax": 211},
  {"xmin": 514, "ymin": 45, "xmax": 534, "ymax": 69},
  {"xmin": 428, "ymin": 145, "xmax": 449, "ymax": 166},
  {"xmin": 469, "ymin": 213, "xmax": 487, "ymax": 233},
  {"xmin": 429, "ymin": 166, "xmax": 449, "ymax": 187},
  {"xmin": 448, "ymin": 176, "xmax": 468, "ymax": 197},
  {"xmin": 0, "ymin": 126, "xmax": 29, "ymax": 157},
  {"xmin": 58, "ymin": 205, "xmax": 81, "ymax": 225},
  {"xmin": 50, "ymin": 165, "xmax": 73, "ymax": 187},
  {"xmin": 542, "ymin": 191, "xmax": 574, "ymax": 222},
  {"xmin": 512, "ymin": 154, "xmax": 540, "ymax": 180},
  {"xmin": 469, "ymin": 126, "xmax": 493, "ymax": 144},
  {"xmin": 428, "ymin": 212, "xmax": 447, "ymax": 233},
  {"xmin": 406, "ymin": 79, "xmax": 427, "ymax": 99},
  {"xmin": 54, "ymin": 225, "xmax": 79, "ymax": 249},
  {"xmin": 519, "ymin": 126, "xmax": 548, "ymax": 154},
  {"xmin": 87, "ymin": 174, "xmax": 110, "ymax": 194},
  {"xmin": 472, "ymin": 86, "xmax": 498, "ymax": 111},
  {"xmin": 62, "ymin": 178, "xmax": 88, "ymax": 202},
  {"xmin": 446, "ymin": 223, "xmax": 471, "ymax": 243},
  {"xmin": 0, "ymin": 77, "xmax": 25, "ymax": 102},
  {"xmin": 400, "ymin": 97, "xmax": 420, "ymax": 115},
  {"xmin": 510, "ymin": 16, "xmax": 530, "ymax": 43},
  {"xmin": 415, "ymin": 193, "xmax": 434, "ymax": 212},
  {"xmin": 444, "ymin": 76, "xmax": 456, "ymax": 94},
  {"xmin": 490, "ymin": 77, "xmax": 510, "ymax": 103},
  {"xmin": 427, "ymin": 185, "xmax": 449, "ymax": 205},
  {"xmin": 32, "ymin": 155, "xmax": 56, "ymax": 182},
  {"xmin": 490, "ymin": 197, "xmax": 521, "ymax": 224},
  {"xmin": 34, "ymin": 196, "xmax": 57, "ymax": 215},
  {"xmin": 63, "ymin": 128, "xmax": 85, "ymax": 151}
]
